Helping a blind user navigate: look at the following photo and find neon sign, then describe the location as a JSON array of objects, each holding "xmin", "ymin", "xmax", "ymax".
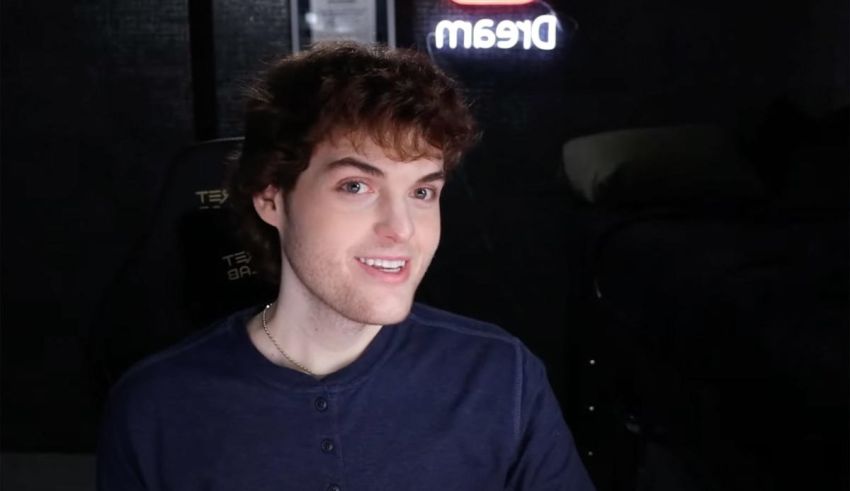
[{"xmin": 434, "ymin": 14, "xmax": 558, "ymax": 50}]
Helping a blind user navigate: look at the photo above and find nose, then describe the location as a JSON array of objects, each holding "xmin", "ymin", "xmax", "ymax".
[{"xmin": 374, "ymin": 195, "xmax": 414, "ymax": 243}]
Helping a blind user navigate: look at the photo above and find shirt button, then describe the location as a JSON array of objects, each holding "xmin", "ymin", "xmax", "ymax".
[
  {"xmin": 327, "ymin": 484, "xmax": 341, "ymax": 491},
  {"xmin": 315, "ymin": 397, "xmax": 329, "ymax": 412},
  {"xmin": 321, "ymin": 439, "xmax": 335, "ymax": 453}
]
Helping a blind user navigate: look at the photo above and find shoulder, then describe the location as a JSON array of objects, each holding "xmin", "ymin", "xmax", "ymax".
[
  {"xmin": 401, "ymin": 304, "xmax": 553, "ymax": 441},
  {"xmin": 406, "ymin": 303, "xmax": 551, "ymax": 375},
  {"xmin": 106, "ymin": 307, "xmax": 254, "ymax": 406},
  {"xmin": 407, "ymin": 303, "xmax": 522, "ymax": 346},
  {"xmin": 403, "ymin": 303, "xmax": 547, "ymax": 377}
]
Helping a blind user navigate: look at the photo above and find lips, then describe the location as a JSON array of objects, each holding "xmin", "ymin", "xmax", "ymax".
[
  {"xmin": 356, "ymin": 257, "xmax": 406, "ymax": 272},
  {"xmin": 354, "ymin": 256, "xmax": 411, "ymax": 283}
]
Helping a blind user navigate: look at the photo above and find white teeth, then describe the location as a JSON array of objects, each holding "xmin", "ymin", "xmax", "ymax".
[{"xmin": 358, "ymin": 257, "xmax": 407, "ymax": 269}]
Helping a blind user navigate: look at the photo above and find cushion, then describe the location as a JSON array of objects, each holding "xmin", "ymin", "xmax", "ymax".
[{"xmin": 562, "ymin": 125, "xmax": 766, "ymax": 206}]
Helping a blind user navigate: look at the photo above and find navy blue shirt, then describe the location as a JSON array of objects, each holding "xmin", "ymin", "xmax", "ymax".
[{"xmin": 97, "ymin": 304, "xmax": 595, "ymax": 490}]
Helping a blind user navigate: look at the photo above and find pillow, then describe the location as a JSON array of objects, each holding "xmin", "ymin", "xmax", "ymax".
[{"xmin": 562, "ymin": 125, "xmax": 766, "ymax": 206}]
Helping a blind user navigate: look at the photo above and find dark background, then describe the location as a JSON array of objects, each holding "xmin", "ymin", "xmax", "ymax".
[{"xmin": 2, "ymin": 0, "xmax": 848, "ymax": 489}]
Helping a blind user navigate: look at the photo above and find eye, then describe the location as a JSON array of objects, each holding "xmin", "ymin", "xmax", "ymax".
[
  {"xmin": 340, "ymin": 181, "xmax": 371, "ymax": 194},
  {"xmin": 412, "ymin": 187, "xmax": 437, "ymax": 201}
]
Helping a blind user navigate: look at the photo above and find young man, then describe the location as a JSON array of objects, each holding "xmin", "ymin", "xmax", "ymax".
[{"xmin": 98, "ymin": 42, "xmax": 594, "ymax": 490}]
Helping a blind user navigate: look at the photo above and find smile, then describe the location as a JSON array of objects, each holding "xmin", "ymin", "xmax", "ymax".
[{"xmin": 356, "ymin": 257, "xmax": 408, "ymax": 273}]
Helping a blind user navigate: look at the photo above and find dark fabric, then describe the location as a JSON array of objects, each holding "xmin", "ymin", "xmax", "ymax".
[
  {"xmin": 575, "ymin": 205, "xmax": 849, "ymax": 490},
  {"xmin": 97, "ymin": 303, "xmax": 595, "ymax": 491}
]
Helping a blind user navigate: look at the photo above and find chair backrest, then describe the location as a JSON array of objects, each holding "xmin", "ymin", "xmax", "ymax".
[{"xmin": 91, "ymin": 138, "xmax": 274, "ymax": 385}]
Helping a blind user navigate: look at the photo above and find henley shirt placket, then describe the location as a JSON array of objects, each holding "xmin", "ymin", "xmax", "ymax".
[{"xmin": 314, "ymin": 389, "xmax": 344, "ymax": 491}]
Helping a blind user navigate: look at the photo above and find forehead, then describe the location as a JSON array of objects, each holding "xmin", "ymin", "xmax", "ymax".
[{"xmin": 311, "ymin": 132, "xmax": 444, "ymax": 171}]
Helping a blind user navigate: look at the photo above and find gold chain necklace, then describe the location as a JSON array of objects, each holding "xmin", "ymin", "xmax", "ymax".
[{"xmin": 261, "ymin": 303, "xmax": 314, "ymax": 376}]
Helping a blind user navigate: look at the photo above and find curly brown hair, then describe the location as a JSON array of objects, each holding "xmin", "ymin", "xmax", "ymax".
[{"xmin": 227, "ymin": 41, "xmax": 479, "ymax": 283}]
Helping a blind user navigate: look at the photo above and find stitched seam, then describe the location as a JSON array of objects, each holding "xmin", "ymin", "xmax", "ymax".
[
  {"xmin": 408, "ymin": 312, "xmax": 520, "ymax": 346},
  {"xmin": 513, "ymin": 342, "xmax": 523, "ymax": 446}
]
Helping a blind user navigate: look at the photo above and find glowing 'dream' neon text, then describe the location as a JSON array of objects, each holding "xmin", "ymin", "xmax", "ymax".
[{"xmin": 435, "ymin": 15, "xmax": 557, "ymax": 50}]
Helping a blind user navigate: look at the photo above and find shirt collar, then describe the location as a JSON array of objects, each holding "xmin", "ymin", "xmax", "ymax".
[{"xmin": 229, "ymin": 305, "xmax": 406, "ymax": 392}]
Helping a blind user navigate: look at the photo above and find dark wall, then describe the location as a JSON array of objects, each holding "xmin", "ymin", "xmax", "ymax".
[
  {"xmin": 403, "ymin": 0, "xmax": 850, "ymax": 413},
  {"xmin": 212, "ymin": 0, "xmax": 293, "ymax": 136},
  {"xmin": 2, "ymin": 0, "xmax": 194, "ymax": 450},
  {"xmin": 2, "ymin": 0, "xmax": 847, "ymax": 454}
]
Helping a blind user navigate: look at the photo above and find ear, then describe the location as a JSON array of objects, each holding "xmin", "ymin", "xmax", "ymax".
[{"xmin": 253, "ymin": 184, "xmax": 286, "ymax": 231}]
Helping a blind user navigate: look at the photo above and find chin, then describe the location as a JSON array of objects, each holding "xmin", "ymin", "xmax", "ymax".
[{"xmin": 355, "ymin": 296, "xmax": 413, "ymax": 326}]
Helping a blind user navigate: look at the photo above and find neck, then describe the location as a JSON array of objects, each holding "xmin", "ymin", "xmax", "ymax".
[{"xmin": 249, "ymin": 282, "xmax": 382, "ymax": 378}]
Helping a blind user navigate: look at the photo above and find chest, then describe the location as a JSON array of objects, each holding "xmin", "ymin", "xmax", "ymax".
[{"xmin": 150, "ymin": 382, "xmax": 515, "ymax": 491}]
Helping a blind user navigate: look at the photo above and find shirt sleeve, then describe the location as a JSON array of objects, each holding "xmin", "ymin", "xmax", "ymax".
[{"xmin": 505, "ymin": 347, "xmax": 596, "ymax": 491}]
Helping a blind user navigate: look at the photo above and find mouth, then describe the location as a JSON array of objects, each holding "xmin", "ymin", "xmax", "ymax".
[
  {"xmin": 356, "ymin": 257, "xmax": 407, "ymax": 273},
  {"xmin": 354, "ymin": 256, "xmax": 411, "ymax": 283}
]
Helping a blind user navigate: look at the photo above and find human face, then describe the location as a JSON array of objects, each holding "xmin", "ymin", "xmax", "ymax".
[{"xmin": 279, "ymin": 135, "xmax": 444, "ymax": 325}]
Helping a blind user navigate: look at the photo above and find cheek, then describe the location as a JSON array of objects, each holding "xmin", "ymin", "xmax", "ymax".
[
  {"xmin": 308, "ymin": 215, "xmax": 360, "ymax": 244},
  {"xmin": 416, "ymin": 211, "xmax": 442, "ymax": 250},
  {"xmin": 299, "ymin": 208, "xmax": 377, "ymax": 259}
]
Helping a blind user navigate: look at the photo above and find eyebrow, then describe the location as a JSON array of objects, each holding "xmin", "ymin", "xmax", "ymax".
[{"xmin": 325, "ymin": 157, "xmax": 446, "ymax": 184}]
